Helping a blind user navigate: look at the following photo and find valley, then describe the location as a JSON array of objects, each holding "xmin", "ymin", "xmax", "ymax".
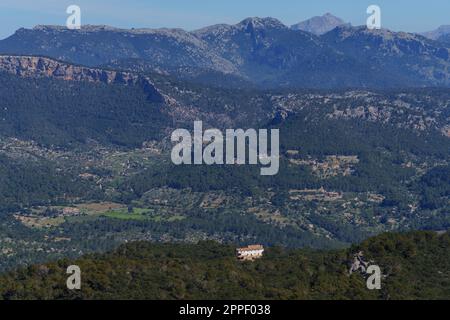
[{"xmin": 0, "ymin": 72, "xmax": 448, "ymax": 272}]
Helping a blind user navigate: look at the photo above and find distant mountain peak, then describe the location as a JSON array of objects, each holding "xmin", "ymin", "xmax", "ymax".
[
  {"xmin": 193, "ymin": 17, "xmax": 288, "ymax": 40},
  {"xmin": 291, "ymin": 13, "xmax": 348, "ymax": 35},
  {"xmin": 237, "ymin": 17, "xmax": 287, "ymax": 30},
  {"xmin": 421, "ymin": 25, "xmax": 450, "ymax": 40}
]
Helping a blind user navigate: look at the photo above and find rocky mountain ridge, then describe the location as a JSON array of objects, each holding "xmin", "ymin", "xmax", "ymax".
[
  {"xmin": 0, "ymin": 55, "xmax": 164, "ymax": 102},
  {"xmin": 0, "ymin": 54, "xmax": 449, "ymax": 140},
  {"xmin": 1, "ymin": 18, "xmax": 450, "ymax": 88}
]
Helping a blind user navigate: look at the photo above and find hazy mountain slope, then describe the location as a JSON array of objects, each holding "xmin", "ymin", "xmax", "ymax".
[
  {"xmin": 438, "ymin": 33, "xmax": 450, "ymax": 46},
  {"xmin": 193, "ymin": 17, "xmax": 373, "ymax": 88},
  {"xmin": 321, "ymin": 26, "xmax": 450, "ymax": 87},
  {"xmin": 422, "ymin": 25, "xmax": 450, "ymax": 40},
  {"xmin": 0, "ymin": 25, "xmax": 237, "ymax": 74},
  {"xmin": 291, "ymin": 13, "xmax": 348, "ymax": 35},
  {"xmin": 103, "ymin": 58, "xmax": 255, "ymax": 89}
]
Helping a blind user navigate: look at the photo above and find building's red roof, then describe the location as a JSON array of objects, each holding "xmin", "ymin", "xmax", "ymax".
[{"xmin": 237, "ymin": 245, "xmax": 264, "ymax": 252}]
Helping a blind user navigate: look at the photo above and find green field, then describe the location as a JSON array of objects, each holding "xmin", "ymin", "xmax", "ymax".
[{"xmin": 103, "ymin": 207, "xmax": 185, "ymax": 222}]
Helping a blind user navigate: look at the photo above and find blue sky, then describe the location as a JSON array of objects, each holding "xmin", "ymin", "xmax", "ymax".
[{"xmin": 0, "ymin": 0, "xmax": 449, "ymax": 39}]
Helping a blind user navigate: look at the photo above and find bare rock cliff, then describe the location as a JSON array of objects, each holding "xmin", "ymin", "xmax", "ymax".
[{"xmin": 0, "ymin": 55, "xmax": 164, "ymax": 102}]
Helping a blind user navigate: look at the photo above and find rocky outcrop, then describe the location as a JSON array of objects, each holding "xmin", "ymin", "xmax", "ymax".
[
  {"xmin": 349, "ymin": 251, "xmax": 371, "ymax": 275},
  {"xmin": 442, "ymin": 125, "xmax": 450, "ymax": 138},
  {"xmin": 0, "ymin": 55, "xmax": 164, "ymax": 102}
]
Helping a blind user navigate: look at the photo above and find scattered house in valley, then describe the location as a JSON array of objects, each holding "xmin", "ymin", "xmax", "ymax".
[
  {"xmin": 78, "ymin": 173, "xmax": 97, "ymax": 181},
  {"xmin": 236, "ymin": 245, "xmax": 264, "ymax": 261},
  {"xmin": 62, "ymin": 207, "xmax": 81, "ymax": 216},
  {"xmin": 288, "ymin": 155, "xmax": 359, "ymax": 178},
  {"xmin": 289, "ymin": 187, "xmax": 343, "ymax": 202}
]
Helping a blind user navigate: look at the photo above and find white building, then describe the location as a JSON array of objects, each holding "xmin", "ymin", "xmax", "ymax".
[{"xmin": 236, "ymin": 245, "xmax": 264, "ymax": 261}]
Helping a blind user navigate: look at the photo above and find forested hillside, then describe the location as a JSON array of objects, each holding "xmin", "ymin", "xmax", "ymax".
[
  {"xmin": 0, "ymin": 231, "xmax": 448, "ymax": 300},
  {"xmin": 0, "ymin": 72, "xmax": 168, "ymax": 147}
]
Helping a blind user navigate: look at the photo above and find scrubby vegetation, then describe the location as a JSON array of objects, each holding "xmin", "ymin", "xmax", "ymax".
[{"xmin": 0, "ymin": 231, "xmax": 448, "ymax": 300}]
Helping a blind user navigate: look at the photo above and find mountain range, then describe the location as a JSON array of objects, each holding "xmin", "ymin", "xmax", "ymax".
[{"xmin": 1, "ymin": 16, "xmax": 450, "ymax": 89}]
